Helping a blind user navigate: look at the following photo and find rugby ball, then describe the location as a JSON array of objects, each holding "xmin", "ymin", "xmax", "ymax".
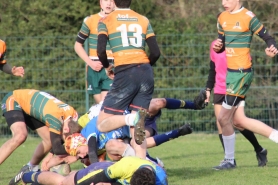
[{"xmin": 50, "ymin": 163, "xmax": 71, "ymax": 176}]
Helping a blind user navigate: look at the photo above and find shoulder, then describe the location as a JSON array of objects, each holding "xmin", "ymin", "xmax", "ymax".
[
  {"xmin": 0, "ymin": 39, "xmax": 6, "ymax": 47},
  {"xmin": 244, "ymin": 9, "xmax": 256, "ymax": 18},
  {"xmin": 218, "ymin": 11, "xmax": 226, "ymax": 18},
  {"xmin": 83, "ymin": 14, "xmax": 98, "ymax": 23}
]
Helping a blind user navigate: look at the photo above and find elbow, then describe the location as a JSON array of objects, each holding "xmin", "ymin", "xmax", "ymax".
[{"xmin": 155, "ymin": 51, "xmax": 161, "ymax": 61}]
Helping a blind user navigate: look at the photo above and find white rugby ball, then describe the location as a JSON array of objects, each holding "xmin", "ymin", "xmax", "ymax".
[{"xmin": 50, "ymin": 163, "xmax": 71, "ymax": 176}]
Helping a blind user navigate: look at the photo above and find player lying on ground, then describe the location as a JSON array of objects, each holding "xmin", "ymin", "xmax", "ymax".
[
  {"xmin": 79, "ymin": 93, "xmax": 206, "ymax": 138},
  {"xmin": 0, "ymin": 89, "xmax": 80, "ymax": 184},
  {"xmin": 42, "ymin": 120, "xmax": 192, "ymax": 170},
  {"xmin": 41, "ymin": 93, "xmax": 205, "ymax": 170},
  {"xmin": 12, "ymin": 156, "xmax": 167, "ymax": 185}
]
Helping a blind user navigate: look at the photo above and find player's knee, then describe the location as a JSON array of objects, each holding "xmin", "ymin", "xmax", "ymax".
[
  {"xmin": 217, "ymin": 115, "xmax": 227, "ymax": 126},
  {"xmin": 233, "ymin": 119, "xmax": 244, "ymax": 129},
  {"xmin": 153, "ymin": 98, "xmax": 166, "ymax": 109},
  {"xmin": 97, "ymin": 123, "xmax": 104, "ymax": 132},
  {"xmin": 12, "ymin": 132, "xmax": 28, "ymax": 145}
]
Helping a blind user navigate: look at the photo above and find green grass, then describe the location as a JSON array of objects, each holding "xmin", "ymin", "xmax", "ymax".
[{"xmin": 1, "ymin": 134, "xmax": 278, "ymax": 185}]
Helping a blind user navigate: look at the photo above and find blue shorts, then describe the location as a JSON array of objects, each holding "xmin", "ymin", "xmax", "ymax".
[
  {"xmin": 102, "ymin": 64, "xmax": 154, "ymax": 115},
  {"xmin": 74, "ymin": 161, "xmax": 114, "ymax": 185},
  {"xmin": 81, "ymin": 116, "xmax": 131, "ymax": 150}
]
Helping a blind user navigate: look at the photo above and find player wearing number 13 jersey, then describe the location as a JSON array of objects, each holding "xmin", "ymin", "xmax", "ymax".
[{"xmin": 96, "ymin": 0, "xmax": 160, "ymax": 146}]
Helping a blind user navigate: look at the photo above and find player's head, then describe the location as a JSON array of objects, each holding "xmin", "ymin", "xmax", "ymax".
[
  {"xmin": 100, "ymin": 0, "xmax": 115, "ymax": 15},
  {"xmin": 114, "ymin": 0, "xmax": 131, "ymax": 8},
  {"xmin": 64, "ymin": 133, "xmax": 88, "ymax": 158},
  {"xmin": 222, "ymin": 0, "xmax": 241, "ymax": 13},
  {"xmin": 130, "ymin": 167, "xmax": 156, "ymax": 185},
  {"xmin": 62, "ymin": 118, "xmax": 82, "ymax": 140}
]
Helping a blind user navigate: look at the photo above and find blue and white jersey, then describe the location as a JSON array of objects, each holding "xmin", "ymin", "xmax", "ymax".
[{"xmin": 81, "ymin": 116, "xmax": 131, "ymax": 150}]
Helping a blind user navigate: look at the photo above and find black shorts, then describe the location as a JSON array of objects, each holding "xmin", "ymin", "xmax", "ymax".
[
  {"xmin": 103, "ymin": 63, "xmax": 154, "ymax": 115},
  {"xmin": 213, "ymin": 94, "xmax": 225, "ymax": 105},
  {"xmin": 214, "ymin": 94, "xmax": 246, "ymax": 106},
  {"xmin": 4, "ymin": 110, "xmax": 45, "ymax": 130}
]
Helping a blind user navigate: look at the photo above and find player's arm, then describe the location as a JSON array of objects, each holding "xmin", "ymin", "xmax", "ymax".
[
  {"xmin": 256, "ymin": 27, "xmax": 277, "ymax": 48},
  {"xmin": 205, "ymin": 60, "xmax": 216, "ymax": 92},
  {"xmin": 215, "ymin": 13, "xmax": 225, "ymax": 53},
  {"xmin": 50, "ymin": 132, "xmax": 68, "ymax": 155},
  {"xmin": 88, "ymin": 136, "xmax": 98, "ymax": 163},
  {"xmin": 97, "ymin": 34, "xmax": 109, "ymax": 68},
  {"xmin": 146, "ymin": 36, "xmax": 160, "ymax": 66},
  {"xmin": 0, "ymin": 62, "xmax": 13, "ymax": 74},
  {"xmin": 74, "ymin": 32, "xmax": 91, "ymax": 65}
]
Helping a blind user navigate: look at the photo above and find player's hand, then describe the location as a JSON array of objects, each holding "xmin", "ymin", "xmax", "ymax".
[
  {"xmin": 205, "ymin": 90, "xmax": 211, "ymax": 104},
  {"xmin": 105, "ymin": 64, "xmax": 114, "ymax": 80},
  {"xmin": 41, "ymin": 153, "xmax": 54, "ymax": 171},
  {"xmin": 89, "ymin": 61, "xmax": 103, "ymax": 72},
  {"xmin": 265, "ymin": 45, "xmax": 278, "ymax": 57},
  {"xmin": 63, "ymin": 155, "xmax": 79, "ymax": 164},
  {"xmin": 212, "ymin": 39, "xmax": 223, "ymax": 53},
  {"xmin": 11, "ymin": 66, "xmax": 24, "ymax": 77}
]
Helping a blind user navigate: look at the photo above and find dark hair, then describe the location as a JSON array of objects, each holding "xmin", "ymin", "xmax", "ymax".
[
  {"xmin": 130, "ymin": 167, "xmax": 156, "ymax": 185},
  {"xmin": 114, "ymin": 0, "xmax": 131, "ymax": 8},
  {"xmin": 61, "ymin": 118, "xmax": 82, "ymax": 140}
]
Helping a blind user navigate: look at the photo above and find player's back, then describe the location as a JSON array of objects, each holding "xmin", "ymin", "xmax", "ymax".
[
  {"xmin": 12, "ymin": 89, "xmax": 76, "ymax": 132},
  {"xmin": 98, "ymin": 9, "xmax": 155, "ymax": 67}
]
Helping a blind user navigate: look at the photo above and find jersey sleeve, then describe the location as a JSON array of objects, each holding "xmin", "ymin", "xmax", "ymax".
[
  {"xmin": 79, "ymin": 17, "xmax": 91, "ymax": 36},
  {"xmin": 146, "ymin": 20, "xmax": 155, "ymax": 39},
  {"xmin": 249, "ymin": 16, "xmax": 263, "ymax": 34},
  {"xmin": 45, "ymin": 115, "xmax": 62, "ymax": 135},
  {"xmin": 217, "ymin": 18, "xmax": 224, "ymax": 35},
  {"xmin": 0, "ymin": 41, "xmax": 7, "ymax": 64},
  {"xmin": 98, "ymin": 21, "xmax": 108, "ymax": 36}
]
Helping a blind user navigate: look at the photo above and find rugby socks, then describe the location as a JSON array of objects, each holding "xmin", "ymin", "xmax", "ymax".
[
  {"xmin": 165, "ymin": 98, "xmax": 196, "ymax": 109},
  {"xmin": 124, "ymin": 114, "xmax": 136, "ymax": 126},
  {"xmin": 122, "ymin": 144, "xmax": 135, "ymax": 157},
  {"xmin": 219, "ymin": 134, "xmax": 225, "ymax": 152},
  {"xmin": 269, "ymin": 129, "xmax": 278, "ymax": 143},
  {"xmin": 223, "ymin": 132, "xmax": 235, "ymax": 164},
  {"xmin": 153, "ymin": 129, "xmax": 179, "ymax": 146},
  {"xmin": 22, "ymin": 171, "xmax": 41, "ymax": 183},
  {"xmin": 240, "ymin": 129, "xmax": 263, "ymax": 153}
]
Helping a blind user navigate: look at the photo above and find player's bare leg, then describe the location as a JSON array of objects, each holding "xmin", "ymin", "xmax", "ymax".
[
  {"xmin": 214, "ymin": 103, "xmax": 224, "ymax": 150},
  {"xmin": 30, "ymin": 126, "xmax": 52, "ymax": 166},
  {"xmin": 213, "ymin": 106, "xmax": 237, "ymax": 170},
  {"xmin": 233, "ymin": 106, "xmax": 273, "ymax": 137},
  {"xmin": 93, "ymin": 94, "xmax": 102, "ymax": 104},
  {"xmin": 0, "ymin": 121, "xmax": 27, "ymax": 165}
]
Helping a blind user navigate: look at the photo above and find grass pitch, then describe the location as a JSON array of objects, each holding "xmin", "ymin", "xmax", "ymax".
[{"xmin": 1, "ymin": 133, "xmax": 278, "ymax": 185}]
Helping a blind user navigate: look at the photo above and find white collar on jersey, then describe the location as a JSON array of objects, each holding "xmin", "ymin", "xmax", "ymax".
[
  {"xmin": 98, "ymin": 12, "xmax": 105, "ymax": 17},
  {"xmin": 114, "ymin": 7, "xmax": 131, "ymax": 10},
  {"xmin": 230, "ymin": 6, "xmax": 244, "ymax": 14}
]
